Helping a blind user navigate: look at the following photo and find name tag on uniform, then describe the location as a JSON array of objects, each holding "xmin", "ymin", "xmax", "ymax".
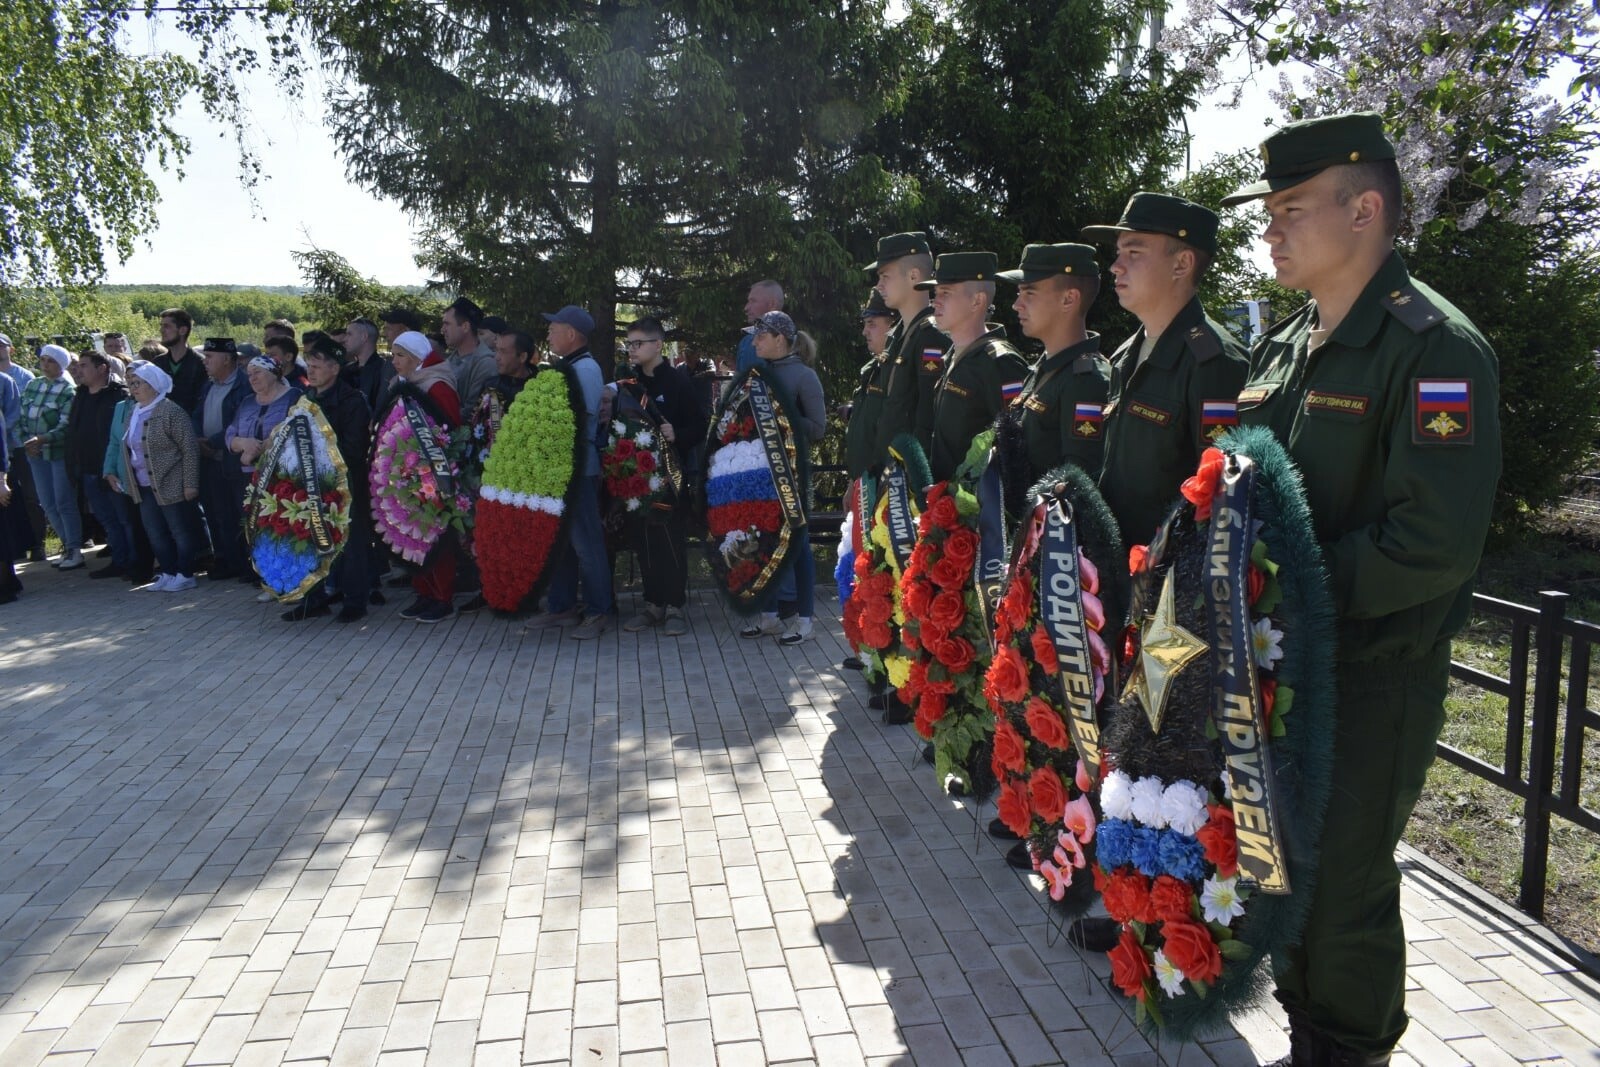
[
  {"xmin": 1304, "ymin": 391, "xmax": 1370, "ymax": 417},
  {"xmin": 1024, "ymin": 396, "xmax": 1048, "ymax": 414},
  {"xmin": 944, "ymin": 383, "xmax": 971, "ymax": 399},
  {"xmin": 867, "ymin": 384, "xmax": 885, "ymax": 395},
  {"xmin": 1237, "ymin": 386, "xmax": 1273, "ymax": 406},
  {"xmin": 1128, "ymin": 400, "xmax": 1171, "ymax": 427}
]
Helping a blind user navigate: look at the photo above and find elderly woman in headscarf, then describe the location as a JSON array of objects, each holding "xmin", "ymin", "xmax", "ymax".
[
  {"xmin": 18, "ymin": 343, "xmax": 84, "ymax": 569},
  {"xmin": 225, "ymin": 352, "xmax": 302, "ymax": 488},
  {"xmin": 106, "ymin": 361, "xmax": 203, "ymax": 591}
]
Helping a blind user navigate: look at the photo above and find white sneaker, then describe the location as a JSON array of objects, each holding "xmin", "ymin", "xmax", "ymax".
[
  {"xmin": 778, "ymin": 618, "xmax": 814, "ymax": 645},
  {"xmin": 255, "ymin": 588, "xmax": 274, "ymax": 603},
  {"xmin": 138, "ymin": 574, "xmax": 174, "ymax": 591},
  {"xmin": 163, "ymin": 574, "xmax": 197, "ymax": 592},
  {"xmin": 56, "ymin": 548, "xmax": 84, "ymax": 571}
]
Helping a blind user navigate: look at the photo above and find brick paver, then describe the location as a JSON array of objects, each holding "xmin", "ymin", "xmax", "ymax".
[{"xmin": 2, "ymin": 561, "xmax": 1598, "ymax": 1065}]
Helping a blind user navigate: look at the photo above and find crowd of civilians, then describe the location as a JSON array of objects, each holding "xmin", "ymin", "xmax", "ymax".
[{"xmin": 0, "ymin": 286, "xmax": 826, "ymax": 641}]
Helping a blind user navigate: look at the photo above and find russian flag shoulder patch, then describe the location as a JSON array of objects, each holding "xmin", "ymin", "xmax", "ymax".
[{"xmin": 1414, "ymin": 378, "xmax": 1472, "ymax": 443}]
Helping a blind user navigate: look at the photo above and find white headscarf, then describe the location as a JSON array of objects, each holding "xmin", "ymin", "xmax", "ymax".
[
  {"xmin": 391, "ymin": 331, "xmax": 433, "ymax": 378},
  {"xmin": 128, "ymin": 360, "xmax": 172, "ymax": 412},
  {"xmin": 39, "ymin": 344, "xmax": 75, "ymax": 374}
]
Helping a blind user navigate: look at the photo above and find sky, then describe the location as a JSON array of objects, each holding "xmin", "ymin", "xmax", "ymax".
[{"xmin": 103, "ymin": 19, "xmax": 1280, "ymax": 290}]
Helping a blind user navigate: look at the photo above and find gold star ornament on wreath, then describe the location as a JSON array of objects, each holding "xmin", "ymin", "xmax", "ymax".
[{"xmin": 1121, "ymin": 565, "xmax": 1208, "ymax": 733}]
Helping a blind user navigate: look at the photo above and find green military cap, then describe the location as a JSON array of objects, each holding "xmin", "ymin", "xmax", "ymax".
[
  {"xmin": 860, "ymin": 289, "xmax": 898, "ymax": 319},
  {"xmin": 862, "ymin": 231, "xmax": 932, "ymax": 273},
  {"xmin": 996, "ymin": 243, "xmax": 1100, "ymax": 283},
  {"xmin": 1081, "ymin": 192, "xmax": 1220, "ymax": 256},
  {"xmin": 913, "ymin": 250, "xmax": 1000, "ymax": 290},
  {"xmin": 1221, "ymin": 111, "xmax": 1396, "ymax": 207}
]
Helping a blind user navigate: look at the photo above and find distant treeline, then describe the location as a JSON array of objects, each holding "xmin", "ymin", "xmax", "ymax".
[{"xmin": 101, "ymin": 286, "xmax": 311, "ymax": 330}]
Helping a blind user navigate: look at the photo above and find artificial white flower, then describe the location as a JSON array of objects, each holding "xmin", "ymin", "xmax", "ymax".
[
  {"xmin": 1153, "ymin": 950, "xmax": 1187, "ymax": 998},
  {"xmin": 1130, "ymin": 775, "xmax": 1167, "ymax": 829},
  {"xmin": 1100, "ymin": 770, "xmax": 1134, "ymax": 821},
  {"xmin": 612, "ymin": 419, "xmax": 627, "ymax": 435},
  {"xmin": 648, "ymin": 475, "xmax": 663, "ymax": 491},
  {"xmin": 626, "ymin": 499, "xmax": 641, "ymax": 511},
  {"xmin": 1252, "ymin": 618, "xmax": 1285, "ymax": 669},
  {"xmin": 635, "ymin": 429, "xmax": 655, "ymax": 448},
  {"xmin": 1161, "ymin": 780, "xmax": 1210, "ymax": 836},
  {"xmin": 1200, "ymin": 875, "xmax": 1247, "ymax": 925}
]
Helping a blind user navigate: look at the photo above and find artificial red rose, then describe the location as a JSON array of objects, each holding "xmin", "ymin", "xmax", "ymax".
[
  {"xmin": 1148, "ymin": 875, "xmax": 1195, "ymax": 924},
  {"xmin": 995, "ymin": 615, "xmax": 1014, "ymax": 649},
  {"xmin": 728, "ymin": 561, "xmax": 760, "ymax": 590},
  {"xmin": 991, "ymin": 719, "xmax": 1027, "ymax": 776},
  {"xmin": 862, "ymin": 621, "xmax": 893, "ymax": 650},
  {"xmin": 854, "ymin": 552, "xmax": 873, "ymax": 579},
  {"xmin": 1120, "ymin": 625, "xmax": 1140, "ymax": 669},
  {"xmin": 842, "ymin": 609, "xmax": 864, "ymax": 648},
  {"xmin": 920, "ymin": 619, "xmax": 950, "ymax": 649},
  {"xmin": 934, "ymin": 636, "xmax": 975, "ymax": 676},
  {"xmin": 914, "ymin": 690, "xmax": 948, "ymax": 738},
  {"xmin": 909, "ymin": 542, "xmax": 935, "ymax": 574},
  {"xmin": 929, "ymin": 556, "xmax": 968, "ymax": 590},
  {"xmin": 1107, "ymin": 928, "xmax": 1153, "ymax": 1001},
  {"xmin": 1028, "ymin": 767, "xmax": 1067, "ymax": 822},
  {"xmin": 861, "ymin": 593, "xmax": 894, "ymax": 626},
  {"xmin": 1247, "ymin": 564, "xmax": 1265, "ymax": 606},
  {"xmin": 1030, "ymin": 625, "xmax": 1059, "ymax": 675},
  {"xmin": 987, "ymin": 644, "xmax": 1031, "ymax": 704},
  {"xmin": 1197, "ymin": 804, "xmax": 1239, "ymax": 878},
  {"xmin": 927, "ymin": 495, "xmax": 959, "ymax": 530},
  {"xmin": 907, "ymin": 659, "xmax": 929, "ymax": 692},
  {"xmin": 1161, "ymin": 918, "xmax": 1224, "ymax": 985},
  {"xmin": 996, "ymin": 780, "xmax": 1033, "ymax": 838},
  {"xmin": 1000, "ymin": 574, "xmax": 1033, "ymax": 630},
  {"xmin": 1129, "ymin": 544, "xmax": 1149, "ymax": 574},
  {"xmin": 929, "ymin": 590, "xmax": 966, "ymax": 632},
  {"xmin": 614, "ymin": 438, "xmax": 636, "ymax": 457},
  {"xmin": 1262, "ymin": 677, "xmax": 1278, "ymax": 733},
  {"xmin": 1101, "ymin": 868, "xmax": 1153, "ymax": 924},
  {"xmin": 942, "ymin": 528, "xmax": 979, "ymax": 569},
  {"xmin": 926, "ymin": 481, "xmax": 947, "ymax": 504},
  {"xmin": 1180, "ymin": 447, "xmax": 1226, "ymax": 521},
  {"xmin": 1024, "ymin": 696, "xmax": 1070, "ymax": 751},
  {"xmin": 637, "ymin": 451, "xmax": 656, "ymax": 472},
  {"xmin": 901, "ymin": 628, "xmax": 921, "ymax": 653}
]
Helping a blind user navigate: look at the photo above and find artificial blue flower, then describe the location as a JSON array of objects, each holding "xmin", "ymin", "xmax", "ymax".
[
  {"xmin": 1096, "ymin": 818, "xmax": 1133, "ymax": 870},
  {"xmin": 1129, "ymin": 826, "xmax": 1165, "ymax": 878},
  {"xmin": 835, "ymin": 550, "xmax": 856, "ymax": 605},
  {"xmin": 706, "ymin": 468, "xmax": 779, "ymax": 507},
  {"xmin": 1159, "ymin": 829, "xmax": 1208, "ymax": 882}
]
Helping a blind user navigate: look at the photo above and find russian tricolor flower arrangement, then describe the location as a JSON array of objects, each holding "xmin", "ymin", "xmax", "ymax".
[
  {"xmin": 703, "ymin": 366, "xmax": 808, "ymax": 610},
  {"xmin": 475, "ymin": 365, "xmax": 583, "ymax": 613},
  {"xmin": 1092, "ymin": 427, "xmax": 1335, "ymax": 1039},
  {"xmin": 246, "ymin": 397, "xmax": 351, "ymax": 601},
  {"xmin": 984, "ymin": 464, "xmax": 1124, "ymax": 919}
]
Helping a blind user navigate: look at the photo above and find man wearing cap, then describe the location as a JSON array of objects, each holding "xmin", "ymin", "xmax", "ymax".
[
  {"xmin": 1222, "ymin": 112, "xmax": 1501, "ymax": 1067},
  {"xmin": 193, "ymin": 338, "xmax": 252, "ymax": 581},
  {"xmin": 867, "ymin": 232, "xmax": 948, "ymax": 462},
  {"xmin": 918, "ymin": 252, "xmax": 1031, "ymax": 482},
  {"xmin": 1082, "ymin": 193, "xmax": 1250, "ymax": 548},
  {"xmin": 735, "ymin": 280, "xmax": 785, "ymax": 374},
  {"xmin": 527, "ymin": 305, "xmax": 615, "ymax": 639},
  {"xmin": 156, "ymin": 308, "xmax": 207, "ymax": 415},
  {"xmin": 841, "ymin": 290, "xmax": 899, "ymax": 478},
  {"xmin": 295, "ymin": 331, "xmax": 373, "ymax": 623},
  {"xmin": 440, "ymin": 296, "xmax": 498, "ymax": 417},
  {"xmin": 998, "ymin": 244, "xmax": 1112, "ymax": 485}
]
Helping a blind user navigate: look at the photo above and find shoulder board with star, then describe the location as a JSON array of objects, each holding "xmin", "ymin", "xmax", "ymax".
[
  {"xmin": 1381, "ymin": 281, "xmax": 1447, "ymax": 334},
  {"xmin": 1184, "ymin": 324, "xmax": 1224, "ymax": 362},
  {"xmin": 1072, "ymin": 354, "xmax": 1108, "ymax": 374}
]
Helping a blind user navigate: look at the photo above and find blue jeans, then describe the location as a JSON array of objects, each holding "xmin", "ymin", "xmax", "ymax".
[
  {"xmin": 81, "ymin": 475, "xmax": 138, "ymax": 568},
  {"xmin": 546, "ymin": 475, "xmax": 614, "ymax": 616},
  {"xmin": 137, "ymin": 492, "xmax": 203, "ymax": 577},
  {"xmin": 27, "ymin": 456, "xmax": 81, "ymax": 550},
  {"xmin": 763, "ymin": 523, "xmax": 815, "ymax": 618}
]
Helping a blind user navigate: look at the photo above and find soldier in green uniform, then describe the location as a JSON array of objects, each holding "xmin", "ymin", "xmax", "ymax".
[
  {"xmin": 998, "ymin": 243, "xmax": 1112, "ymax": 486},
  {"xmin": 841, "ymin": 290, "xmax": 899, "ymax": 478},
  {"xmin": 1082, "ymin": 192, "xmax": 1250, "ymax": 550},
  {"xmin": 915, "ymin": 251, "xmax": 1032, "ymax": 482},
  {"xmin": 1223, "ymin": 113, "xmax": 1501, "ymax": 1067},
  {"xmin": 864, "ymin": 232, "xmax": 949, "ymax": 462}
]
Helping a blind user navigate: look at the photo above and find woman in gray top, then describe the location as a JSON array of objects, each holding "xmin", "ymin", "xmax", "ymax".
[{"xmin": 741, "ymin": 311, "xmax": 826, "ymax": 644}]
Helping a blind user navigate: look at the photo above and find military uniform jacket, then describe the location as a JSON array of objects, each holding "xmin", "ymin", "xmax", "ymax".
[
  {"xmin": 875, "ymin": 305, "xmax": 948, "ymax": 463},
  {"xmin": 1099, "ymin": 296, "xmax": 1249, "ymax": 548},
  {"xmin": 1236, "ymin": 251, "xmax": 1501, "ymax": 664},
  {"xmin": 927, "ymin": 324, "xmax": 1031, "ymax": 481},
  {"xmin": 1014, "ymin": 334, "xmax": 1112, "ymax": 483},
  {"xmin": 843, "ymin": 356, "xmax": 889, "ymax": 477}
]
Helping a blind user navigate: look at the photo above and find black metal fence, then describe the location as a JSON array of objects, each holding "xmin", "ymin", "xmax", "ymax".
[{"xmin": 1445, "ymin": 590, "xmax": 1600, "ymax": 919}]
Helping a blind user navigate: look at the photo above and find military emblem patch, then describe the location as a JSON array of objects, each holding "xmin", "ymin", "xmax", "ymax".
[
  {"xmin": 1201, "ymin": 400, "xmax": 1238, "ymax": 441},
  {"xmin": 1414, "ymin": 379, "xmax": 1472, "ymax": 443},
  {"xmin": 921, "ymin": 348, "xmax": 944, "ymax": 372},
  {"xmin": 1000, "ymin": 380, "xmax": 1024, "ymax": 403},
  {"xmin": 1074, "ymin": 402, "xmax": 1104, "ymax": 438}
]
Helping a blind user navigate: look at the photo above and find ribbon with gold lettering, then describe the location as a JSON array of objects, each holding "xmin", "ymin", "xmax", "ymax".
[
  {"xmin": 1204, "ymin": 453, "xmax": 1290, "ymax": 893},
  {"xmin": 290, "ymin": 413, "xmax": 332, "ymax": 552},
  {"xmin": 1037, "ymin": 493, "xmax": 1102, "ymax": 780},
  {"xmin": 880, "ymin": 454, "xmax": 918, "ymax": 569},
  {"xmin": 403, "ymin": 397, "xmax": 456, "ymax": 500},
  {"xmin": 971, "ymin": 455, "xmax": 1009, "ymax": 647},
  {"xmin": 747, "ymin": 373, "xmax": 806, "ymax": 531}
]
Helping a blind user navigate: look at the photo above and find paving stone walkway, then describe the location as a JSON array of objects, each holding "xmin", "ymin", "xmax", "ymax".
[{"xmin": 1, "ymin": 561, "xmax": 1598, "ymax": 1066}]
